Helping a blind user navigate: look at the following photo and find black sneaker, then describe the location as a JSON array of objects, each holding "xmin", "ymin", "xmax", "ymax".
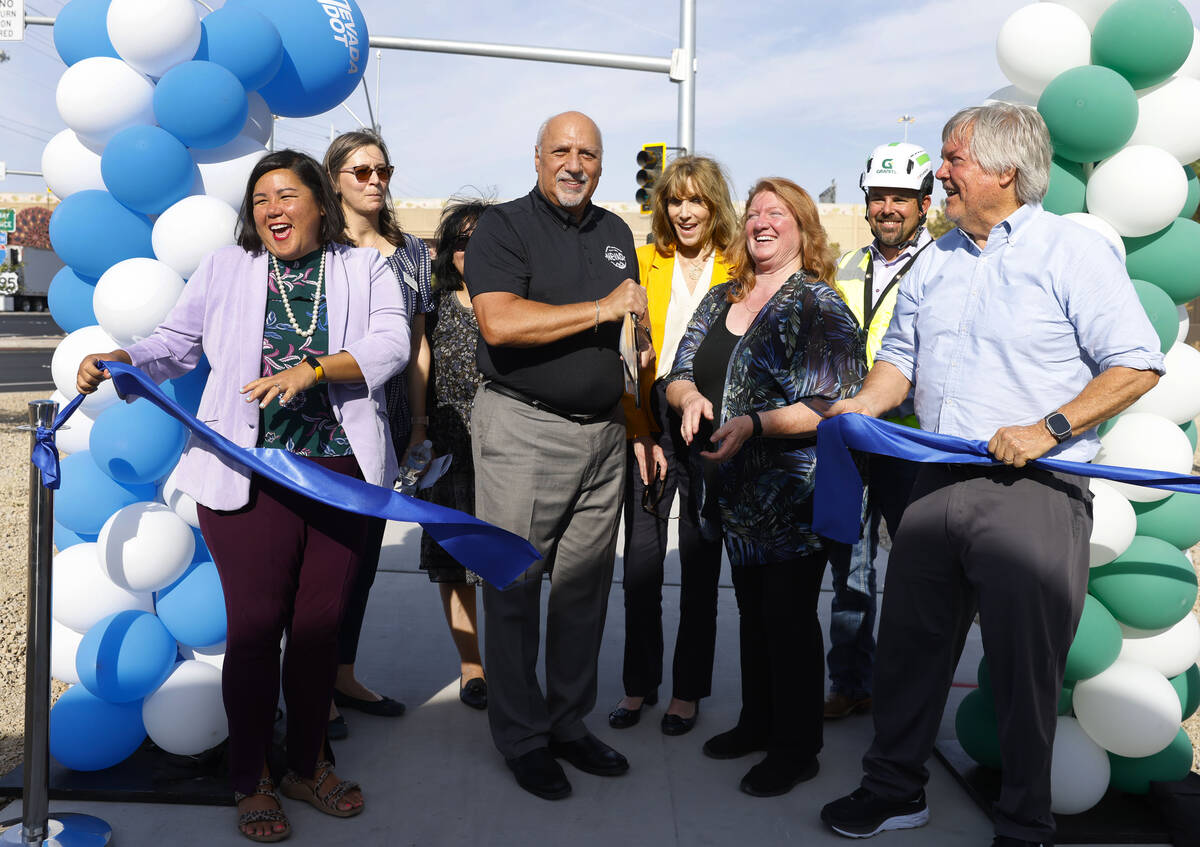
[
  {"xmin": 821, "ymin": 786, "xmax": 929, "ymax": 838},
  {"xmin": 992, "ymin": 838, "xmax": 1047, "ymax": 846}
]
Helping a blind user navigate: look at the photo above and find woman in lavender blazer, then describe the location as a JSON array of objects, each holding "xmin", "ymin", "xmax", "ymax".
[{"xmin": 76, "ymin": 150, "xmax": 408, "ymax": 841}]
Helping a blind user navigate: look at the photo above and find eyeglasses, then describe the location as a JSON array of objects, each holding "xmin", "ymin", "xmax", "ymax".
[
  {"xmin": 641, "ymin": 468, "xmax": 669, "ymax": 519},
  {"xmin": 452, "ymin": 234, "xmax": 471, "ymax": 252},
  {"xmin": 340, "ymin": 164, "xmax": 395, "ymax": 183}
]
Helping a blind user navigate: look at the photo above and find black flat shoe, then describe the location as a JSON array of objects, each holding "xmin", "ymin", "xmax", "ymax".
[
  {"xmin": 332, "ymin": 689, "xmax": 406, "ymax": 717},
  {"xmin": 739, "ymin": 755, "xmax": 819, "ymax": 797},
  {"xmin": 549, "ymin": 733, "xmax": 629, "ymax": 776},
  {"xmin": 661, "ymin": 701, "xmax": 699, "ymax": 736},
  {"xmin": 506, "ymin": 748, "xmax": 571, "ymax": 801},
  {"xmin": 702, "ymin": 726, "xmax": 767, "ymax": 760},
  {"xmin": 460, "ymin": 678, "xmax": 487, "ymax": 710},
  {"xmin": 607, "ymin": 692, "xmax": 657, "ymax": 729},
  {"xmin": 327, "ymin": 715, "xmax": 348, "ymax": 741}
]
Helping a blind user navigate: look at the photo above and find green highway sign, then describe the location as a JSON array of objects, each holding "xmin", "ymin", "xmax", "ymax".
[{"xmin": 0, "ymin": 209, "xmax": 13, "ymax": 233}]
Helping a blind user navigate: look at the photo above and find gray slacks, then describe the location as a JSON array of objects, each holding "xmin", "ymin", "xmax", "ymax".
[
  {"xmin": 472, "ymin": 385, "xmax": 626, "ymax": 759},
  {"xmin": 861, "ymin": 463, "xmax": 1091, "ymax": 843}
]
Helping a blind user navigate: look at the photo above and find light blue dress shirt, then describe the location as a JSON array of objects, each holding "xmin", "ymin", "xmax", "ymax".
[{"xmin": 875, "ymin": 203, "xmax": 1165, "ymax": 463}]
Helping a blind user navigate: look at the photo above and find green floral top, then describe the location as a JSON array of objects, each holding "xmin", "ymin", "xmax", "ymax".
[{"xmin": 257, "ymin": 247, "xmax": 352, "ymax": 457}]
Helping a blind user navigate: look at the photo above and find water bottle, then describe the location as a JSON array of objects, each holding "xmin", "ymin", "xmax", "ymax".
[{"xmin": 396, "ymin": 439, "xmax": 433, "ymax": 495}]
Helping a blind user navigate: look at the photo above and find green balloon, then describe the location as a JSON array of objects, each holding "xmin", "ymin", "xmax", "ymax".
[
  {"xmin": 1124, "ymin": 218, "xmax": 1200, "ymax": 305},
  {"xmin": 1183, "ymin": 166, "xmax": 1199, "ymax": 220},
  {"xmin": 955, "ymin": 688, "xmax": 1002, "ymax": 769},
  {"xmin": 1043, "ymin": 157, "xmax": 1087, "ymax": 215},
  {"xmin": 1064, "ymin": 594, "xmax": 1124, "ymax": 681},
  {"xmin": 1088, "ymin": 535, "xmax": 1199, "ymax": 629},
  {"xmin": 1038, "ymin": 65, "xmax": 1138, "ymax": 163},
  {"xmin": 1098, "ymin": 416, "xmax": 1118, "ymax": 437},
  {"xmin": 1131, "ymin": 492, "xmax": 1200, "ymax": 549},
  {"xmin": 1170, "ymin": 663, "xmax": 1200, "ymax": 719},
  {"xmin": 1182, "ymin": 419, "xmax": 1198, "ymax": 451},
  {"xmin": 977, "ymin": 656, "xmax": 992, "ymax": 698},
  {"xmin": 1093, "ymin": 0, "xmax": 1195, "ymax": 91},
  {"xmin": 1131, "ymin": 279, "xmax": 1181, "ymax": 353},
  {"xmin": 1108, "ymin": 728, "xmax": 1194, "ymax": 794},
  {"xmin": 1058, "ymin": 681, "xmax": 1076, "ymax": 716}
]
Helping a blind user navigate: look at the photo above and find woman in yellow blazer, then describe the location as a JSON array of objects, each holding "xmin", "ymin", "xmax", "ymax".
[{"xmin": 611, "ymin": 156, "xmax": 738, "ymax": 736}]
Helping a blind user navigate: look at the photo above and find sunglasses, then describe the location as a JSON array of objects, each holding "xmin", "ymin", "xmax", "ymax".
[
  {"xmin": 340, "ymin": 164, "xmax": 395, "ymax": 183},
  {"xmin": 641, "ymin": 468, "xmax": 669, "ymax": 519}
]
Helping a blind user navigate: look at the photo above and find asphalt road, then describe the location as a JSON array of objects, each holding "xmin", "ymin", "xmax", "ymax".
[{"xmin": 0, "ymin": 314, "xmax": 61, "ymax": 392}]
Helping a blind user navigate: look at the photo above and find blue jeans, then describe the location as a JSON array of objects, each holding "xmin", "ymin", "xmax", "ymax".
[{"xmin": 825, "ymin": 456, "xmax": 918, "ymax": 697}]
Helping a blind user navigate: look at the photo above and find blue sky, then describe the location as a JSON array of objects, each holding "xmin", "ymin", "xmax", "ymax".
[{"xmin": 5, "ymin": 0, "xmax": 1200, "ymax": 207}]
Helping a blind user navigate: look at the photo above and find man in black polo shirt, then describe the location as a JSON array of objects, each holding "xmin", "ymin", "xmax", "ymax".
[{"xmin": 465, "ymin": 110, "xmax": 648, "ymax": 800}]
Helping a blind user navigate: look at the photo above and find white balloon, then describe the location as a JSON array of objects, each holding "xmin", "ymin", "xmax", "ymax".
[
  {"xmin": 1050, "ymin": 716, "xmax": 1110, "ymax": 815},
  {"xmin": 51, "ymin": 542, "xmax": 154, "ymax": 633},
  {"xmin": 51, "ymin": 325, "xmax": 122, "ymax": 414},
  {"xmin": 1119, "ymin": 615, "xmax": 1200, "ymax": 678},
  {"xmin": 178, "ymin": 642, "xmax": 225, "ymax": 671},
  {"xmin": 996, "ymin": 4, "xmax": 1091, "ymax": 95},
  {"xmin": 41, "ymin": 129, "xmax": 105, "ymax": 200},
  {"xmin": 107, "ymin": 0, "xmax": 201, "ymax": 78},
  {"xmin": 97, "ymin": 502, "xmax": 195, "ymax": 593},
  {"xmin": 1086, "ymin": 146, "xmax": 1188, "ymax": 238},
  {"xmin": 160, "ymin": 464, "xmax": 200, "ymax": 528},
  {"xmin": 55, "ymin": 56, "xmax": 155, "ymax": 149},
  {"xmin": 1087, "ymin": 479, "xmax": 1136, "ymax": 566},
  {"xmin": 49, "ymin": 390, "xmax": 95, "ymax": 456},
  {"xmin": 1094, "ymin": 412, "xmax": 1193, "ymax": 502},
  {"xmin": 1176, "ymin": 27, "xmax": 1200, "ymax": 79},
  {"xmin": 982, "ymin": 84, "xmax": 1039, "ymax": 107},
  {"xmin": 193, "ymin": 136, "xmax": 268, "ymax": 209},
  {"xmin": 1042, "ymin": 0, "xmax": 1117, "ymax": 30},
  {"xmin": 1073, "ymin": 660, "xmax": 1182, "ymax": 757},
  {"xmin": 93, "ymin": 258, "xmax": 185, "ymax": 347},
  {"xmin": 1062, "ymin": 213, "xmax": 1126, "ymax": 261},
  {"xmin": 243, "ymin": 91, "xmax": 273, "ymax": 146},
  {"xmin": 1124, "ymin": 342, "xmax": 1200, "ymax": 424},
  {"xmin": 152, "ymin": 195, "xmax": 239, "ymax": 279},
  {"xmin": 142, "ymin": 660, "xmax": 228, "ymax": 755},
  {"xmin": 50, "ymin": 618, "xmax": 85, "ymax": 685},
  {"xmin": 1128, "ymin": 77, "xmax": 1200, "ymax": 165},
  {"xmin": 1178, "ymin": 304, "xmax": 1190, "ymax": 344}
]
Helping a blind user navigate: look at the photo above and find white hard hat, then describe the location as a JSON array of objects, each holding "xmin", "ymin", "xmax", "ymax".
[{"xmin": 860, "ymin": 142, "xmax": 934, "ymax": 195}]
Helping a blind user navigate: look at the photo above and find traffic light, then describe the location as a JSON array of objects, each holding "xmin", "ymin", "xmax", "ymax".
[{"xmin": 635, "ymin": 143, "xmax": 665, "ymax": 214}]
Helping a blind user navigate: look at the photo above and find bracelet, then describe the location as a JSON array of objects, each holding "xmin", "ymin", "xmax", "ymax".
[
  {"xmin": 747, "ymin": 410, "xmax": 763, "ymax": 437},
  {"xmin": 593, "ymin": 300, "xmax": 600, "ymax": 333},
  {"xmin": 411, "ymin": 416, "xmax": 429, "ymax": 426},
  {"xmin": 303, "ymin": 354, "xmax": 324, "ymax": 383}
]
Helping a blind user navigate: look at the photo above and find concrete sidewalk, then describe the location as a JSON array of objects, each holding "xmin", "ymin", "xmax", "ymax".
[{"xmin": 1, "ymin": 520, "xmax": 1167, "ymax": 846}]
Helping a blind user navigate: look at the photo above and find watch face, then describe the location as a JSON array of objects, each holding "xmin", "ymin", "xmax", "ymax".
[{"xmin": 1046, "ymin": 413, "xmax": 1071, "ymax": 442}]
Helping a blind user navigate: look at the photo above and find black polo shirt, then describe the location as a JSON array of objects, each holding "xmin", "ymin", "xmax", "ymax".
[{"xmin": 465, "ymin": 186, "xmax": 639, "ymax": 416}]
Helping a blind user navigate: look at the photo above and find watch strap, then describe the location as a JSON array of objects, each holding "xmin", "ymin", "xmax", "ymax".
[{"xmin": 304, "ymin": 355, "xmax": 325, "ymax": 383}]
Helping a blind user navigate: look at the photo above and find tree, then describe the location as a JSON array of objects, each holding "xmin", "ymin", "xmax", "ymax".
[{"xmin": 926, "ymin": 206, "xmax": 954, "ymax": 238}]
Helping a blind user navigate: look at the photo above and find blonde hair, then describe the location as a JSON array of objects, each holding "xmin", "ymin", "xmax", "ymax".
[
  {"xmin": 649, "ymin": 156, "xmax": 738, "ymax": 256},
  {"xmin": 725, "ymin": 177, "xmax": 838, "ymax": 302}
]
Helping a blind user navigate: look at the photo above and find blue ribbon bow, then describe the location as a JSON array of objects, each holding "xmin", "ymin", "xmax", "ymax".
[
  {"xmin": 813, "ymin": 413, "xmax": 1200, "ymax": 545},
  {"xmin": 38, "ymin": 363, "xmax": 541, "ymax": 588}
]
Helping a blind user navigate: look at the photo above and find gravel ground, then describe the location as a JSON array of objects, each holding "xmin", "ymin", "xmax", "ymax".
[{"xmin": 0, "ymin": 389, "xmax": 1195, "ymax": 807}]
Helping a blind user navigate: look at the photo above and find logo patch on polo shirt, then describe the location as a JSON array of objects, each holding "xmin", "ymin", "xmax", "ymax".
[{"xmin": 604, "ymin": 245, "xmax": 627, "ymax": 270}]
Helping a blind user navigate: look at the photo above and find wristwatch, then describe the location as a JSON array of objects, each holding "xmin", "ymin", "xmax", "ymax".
[
  {"xmin": 1044, "ymin": 412, "xmax": 1072, "ymax": 444},
  {"xmin": 303, "ymin": 354, "xmax": 325, "ymax": 383}
]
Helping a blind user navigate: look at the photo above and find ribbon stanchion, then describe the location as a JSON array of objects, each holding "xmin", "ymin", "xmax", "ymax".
[{"xmin": 813, "ymin": 413, "xmax": 1200, "ymax": 545}]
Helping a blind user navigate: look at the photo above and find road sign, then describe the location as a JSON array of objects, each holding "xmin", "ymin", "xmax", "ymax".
[
  {"xmin": 0, "ymin": 232, "xmax": 8, "ymax": 248},
  {"xmin": 0, "ymin": 209, "xmax": 13, "ymax": 233},
  {"xmin": 0, "ymin": 273, "xmax": 17, "ymax": 296},
  {"xmin": 0, "ymin": 0, "xmax": 24, "ymax": 42}
]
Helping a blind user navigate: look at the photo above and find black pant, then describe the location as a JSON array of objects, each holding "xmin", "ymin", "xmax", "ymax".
[
  {"xmin": 862, "ymin": 465, "xmax": 1091, "ymax": 843},
  {"xmin": 337, "ymin": 517, "xmax": 387, "ymax": 664},
  {"xmin": 620, "ymin": 381, "xmax": 724, "ymax": 701},
  {"xmin": 730, "ymin": 552, "xmax": 826, "ymax": 760}
]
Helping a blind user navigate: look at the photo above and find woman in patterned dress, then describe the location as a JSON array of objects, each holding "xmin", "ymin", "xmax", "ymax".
[
  {"xmin": 665, "ymin": 178, "xmax": 867, "ymax": 798},
  {"xmin": 322, "ymin": 131, "xmax": 436, "ymax": 736},
  {"xmin": 418, "ymin": 197, "xmax": 494, "ymax": 710},
  {"xmin": 75, "ymin": 149, "xmax": 408, "ymax": 839}
]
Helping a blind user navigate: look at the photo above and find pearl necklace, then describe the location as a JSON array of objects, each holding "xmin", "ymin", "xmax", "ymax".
[{"xmin": 269, "ymin": 248, "xmax": 325, "ymax": 338}]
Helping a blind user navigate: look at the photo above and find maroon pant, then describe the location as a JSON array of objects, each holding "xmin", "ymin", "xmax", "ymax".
[{"xmin": 197, "ymin": 455, "xmax": 373, "ymax": 795}]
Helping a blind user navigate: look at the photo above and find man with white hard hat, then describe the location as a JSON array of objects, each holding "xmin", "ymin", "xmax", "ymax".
[{"xmin": 822, "ymin": 142, "xmax": 933, "ymax": 721}]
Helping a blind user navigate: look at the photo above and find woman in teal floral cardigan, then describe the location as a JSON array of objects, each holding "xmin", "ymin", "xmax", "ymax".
[{"xmin": 665, "ymin": 177, "xmax": 866, "ymax": 798}]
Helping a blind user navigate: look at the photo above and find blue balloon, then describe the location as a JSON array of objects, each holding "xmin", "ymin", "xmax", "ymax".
[
  {"xmin": 56, "ymin": 451, "xmax": 156, "ymax": 535},
  {"xmin": 75, "ymin": 610, "xmax": 177, "ymax": 703},
  {"xmin": 89, "ymin": 398, "xmax": 187, "ymax": 485},
  {"xmin": 154, "ymin": 61, "xmax": 249, "ymax": 150},
  {"xmin": 50, "ymin": 684, "xmax": 146, "ymax": 771},
  {"xmin": 196, "ymin": 5, "xmax": 284, "ymax": 92},
  {"xmin": 239, "ymin": 0, "xmax": 368, "ymax": 118},
  {"xmin": 155, "ymin": 560, "xmax": 227, "ymax": 648},
  {"xmin": 190, "ymin": 527, "xmax": 211, "ymax": 563},
  {"xmin": 161, "ymin": 355, "xmax": 210, "ymax": 415},
  {"xmin": 53, "ymin": 0, "xmax": 119, "ymax": 66},
  {"xmin": 101, "ymin": 126, "xmax": 197, "ymax": 216},
  {"xmin": 54, "ymin": 520, "xmax": 97, "ymax": 550},
  {"xmin": 48, "ymin": 190, "xmax": 154, "ymax": 280},
  {"xmin": 47, "ymin": 267, "xmax": 98, "ymax": 334}
]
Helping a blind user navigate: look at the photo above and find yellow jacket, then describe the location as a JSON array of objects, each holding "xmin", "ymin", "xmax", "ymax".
[{"xmin": 622, "ymin": 243, "xmax": 732, "ymax": 438}]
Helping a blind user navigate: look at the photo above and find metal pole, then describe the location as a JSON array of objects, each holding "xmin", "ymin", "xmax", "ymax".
[
  {"xmin": 368, "ymin": 35, "xmax": 671, "ymax": 74},
  {"xmin": 676, "ymin": 0, "xmax": 697, "ymax": 155}
]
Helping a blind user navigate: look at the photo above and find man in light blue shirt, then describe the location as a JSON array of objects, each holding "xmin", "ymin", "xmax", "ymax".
[{"xmin": 821, "ymin": 104, "xmax": 1163, "ymax": 847}]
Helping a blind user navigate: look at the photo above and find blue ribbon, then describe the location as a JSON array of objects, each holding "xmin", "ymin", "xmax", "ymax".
[
  {"xmin": 30, "ymin": 393, "xmax": 86, "ymax": 490},
  {"xmin": 46, "ymin": 363, "xmax": 541, "ymax": 588},
  {"xmin": 813, "ymin": 413, "xmax": 1200, "ymax": 545}
]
